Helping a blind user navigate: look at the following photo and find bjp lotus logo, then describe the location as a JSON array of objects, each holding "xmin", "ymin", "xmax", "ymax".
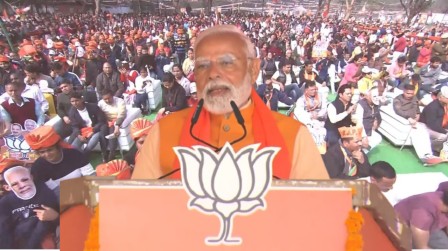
[{"xmin": 174, "ymin": 143, "xmax": 279, "ymax": 246}]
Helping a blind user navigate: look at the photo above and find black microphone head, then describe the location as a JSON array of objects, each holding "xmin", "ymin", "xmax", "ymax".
[
  {"xmin": 191, "ymin": 99, "xmax": 204, "ymax": 125},
  {"xmin": 230, "ymin": 100, "xmax": 245, "ymax": 125}
]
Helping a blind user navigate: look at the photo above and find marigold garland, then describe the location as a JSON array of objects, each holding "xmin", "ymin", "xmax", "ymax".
[
  {"xmin": 345, "ymin": 207, "xmax": 364, "ymax": 251},
  {"xmin": 84, "ymin": 206, "xmax": 100, "ymax": 251}
]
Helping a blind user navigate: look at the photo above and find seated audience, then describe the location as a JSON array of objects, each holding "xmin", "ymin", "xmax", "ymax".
[
  {"xmin": 388, "ymin": 56, "xmax": 410, "ymax": 88},
  {"xmin": 420, "ymin": 86, "xmax": 448, "ymax": 153},
  {"xmin": 354, "ymin": 87, "xmax": 382, "ymax": 152},
  {"xmin": 271, "ymin": 59, "xmax": 302, "ymax": 102},
  {"xmin": 182, "ymin": 48, "xmax": 195, "ymax": 77},
  {"xmin": 68, "ymin": 93, "xmax": 108, "ymax": 161},
  {"xmin": 187, "ymin": 82, "xmax": 199, "ymax": 107},
  {"xmin": 51, "ymin": 61, "xmax": 82, "ymax": 88},
  {"xmin": 357, "ymin": 66, "xmax": 375, "ymax": 95},
  {"xmin": 98, "ymin": 89, "xmax": 127, "ymax": 161},
  {"xmin": 133, "ymin": 67, "xmax": 154, "ymax": 114},
  {"xmin": 0, "ymin": 74, "xmax": 49, "ymax": 114},
  {"xmin": 0, "ymin": 81, "xmax": 45, "ymax": 137},
  {"xmin": 23, "ymin": 63, "xmax": 56, "ymax": 90},
  {"xmin": 172, "ymin": 64, "xmax": 191, "ymax": 97},
  {"xmin": 323, "ymin": 126, "xmax": 371, "ymax": 179},
  {"xmin": 257, "ymin": 79, "xmax": 294, "ymax": 111},
  {"xmin": 0, "ymin": 166, "xmax": 59, "ymax": 249},
  {"xmin": 96, "ymin": 62, "xmax": 125, "ymax": 98},
  {"xmin": 420, "ymin": 56, "xmax": 442, "ymax": 88},
  {"xmin": 324, "ymin": 84, "xmax": 356, "ymax": 146},
  {"xmin": 158, "ymin": 72, "xmax": 187, "ymax": 116},
  {"xmin": 393, "ymin": 83, "xmax": 441, "ymax": 164},
  {"xmin": 293, "ymin": 80, "xmax": 327, "ymax": 153},
  {"xmin": 25, "ymin": 126, "xmax": 95, "ymax": 192}
]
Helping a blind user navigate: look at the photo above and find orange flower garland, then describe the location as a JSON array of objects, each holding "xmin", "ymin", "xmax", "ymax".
[
  {"xmin": 346, "ymin": 187, "xmax": 364, "ymax": 251},
  {"xmin": 345, "ymin": 208, "xmax": 364, "ymax": 251},
  {"xmin": 84, "ymin": 206, "xmax": 100, "ymax": 251}
]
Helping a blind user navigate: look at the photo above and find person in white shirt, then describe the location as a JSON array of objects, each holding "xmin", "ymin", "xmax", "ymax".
[
  {"xmin": 172, "ymin": 63, "xmax": 191, "ymax": 97},
  {"xmin": 133, "ymin": 67, "xmax": 155, "ymax": 114},
  {"xmin": 68, "ymin": 92, "xmax": 109, "ymax": 161},
  {"xmin": 98, "ymin": 89, "xmax": 127, "ymax": 161},
  {"xmin": 353, "ymin": 87, "xmax": 383, "ymax": 152},
  {"xmin": 294, "ymin": 80, "xmax": 328, "ymax": 154}
]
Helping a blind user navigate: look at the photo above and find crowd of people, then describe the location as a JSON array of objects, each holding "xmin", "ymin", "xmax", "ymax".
[{"xmin": 0, "ymin": 8, "xmax": 446, "ymax": 249}]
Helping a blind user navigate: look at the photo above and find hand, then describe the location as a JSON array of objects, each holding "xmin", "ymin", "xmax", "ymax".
[
  {"xmin": 408, "ymin": 117, "xmax": 417, "ymax": 128},
  {"xmin": 63, "ymin": 116, "xmax": 71, "ymax": 124},
  {"xmin": 119, "ymin": 68, "xmax": 127, "ymax": 74},
  {"xmin": 78, "ymin": 135, "xmax": 87, "ymax": 142},
  {"xmin": 373, "ymin": 119, "xmax": 379, "ymax": 131},
  {"xmin": 158, "ymin": 107, "xmax": 165, "ymax": 114},
  {"xmin": 352, "ymin": 150, "xmax": 365, "ymax": 164},
  {"xmin": 279, "ymin": 83, "xmax": 285, "ymax": 92},
  {"xmin": 361, "ymin": 137, "xmax": 369, "ymax": 149},
  {"xmin": 114, "ymin": 126, "xmax": 120, "ymax": 136},
  {"xmin": 347, "ymin": 105, "xmax": 356, "ymax": 114},
  {"xmin": 321, "ymin": 81, "xmax": 327, "ymax": 87},
  {"xmin": 34, "ymin": 205, "xmax": 59, "ymax": 221}
]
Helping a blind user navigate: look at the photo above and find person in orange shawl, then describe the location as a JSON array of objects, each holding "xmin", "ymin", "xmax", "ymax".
[
  {"xmin": 25, "ymin": 126, "xmax": 95, "ymax": 193},
  {"xmin": 132, "ymin": 25, "xmax": 329, "ymax": 180}
]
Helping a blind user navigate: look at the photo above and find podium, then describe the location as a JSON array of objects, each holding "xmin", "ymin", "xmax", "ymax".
[{"xmin": 60, "ymin": 178, "xmax": 411, "ymax": 251}]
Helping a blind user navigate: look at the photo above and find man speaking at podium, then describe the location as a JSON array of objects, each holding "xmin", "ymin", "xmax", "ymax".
[{"xmin": 132, "ymin": 25, "xmax": 329, "ymax": 180}]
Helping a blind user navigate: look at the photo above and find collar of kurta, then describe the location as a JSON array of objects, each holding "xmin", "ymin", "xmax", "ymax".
[{"xmin": 172, "ymin": 88, "xmax": 293, "ymax": 180}]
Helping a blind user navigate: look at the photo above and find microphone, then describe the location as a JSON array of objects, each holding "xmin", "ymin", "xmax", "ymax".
[
  {"xmin": 191, "ymin": 99, "xmax": 204, "ymax": 125},
  {"xmin": 229, "ymin": 101, "xmax": 247, "ymax": 146},
  {"xmin": 189, "ymin": 99, "xmax": 219, "ymax": 151},
  {"xmin": 159, "ymin": 100, "xmax": 247, "ymax": 179}
]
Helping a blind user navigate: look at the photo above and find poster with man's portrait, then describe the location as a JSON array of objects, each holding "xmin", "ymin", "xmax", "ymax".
[{"xmin": 0, "ymin": 119, "xmax": 38, "ymax": 162}]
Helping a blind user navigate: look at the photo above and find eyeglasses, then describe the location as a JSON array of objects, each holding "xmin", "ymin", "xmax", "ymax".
[{"xmin": 195, "ymin": 55, "xmax": 253, "ymax": 72}]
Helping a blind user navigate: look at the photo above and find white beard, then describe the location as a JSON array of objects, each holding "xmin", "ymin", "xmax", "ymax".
[
  {"xmin": 201, "ymin": 74, "xmax": 252, "ymax": 115},
  {"xmin": 14, "ymin": 185, "xmax": 37, "ymax": 200}
]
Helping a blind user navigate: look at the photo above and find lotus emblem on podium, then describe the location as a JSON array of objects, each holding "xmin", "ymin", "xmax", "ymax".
[{"xmin": 174, "ymin": 143, "xmax": 279, "ymax": 246}]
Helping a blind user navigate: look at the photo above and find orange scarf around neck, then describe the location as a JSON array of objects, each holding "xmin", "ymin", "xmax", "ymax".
[
  {"xmin": 305, "ymin": 94, "xmax": 320, "ymax": 112},
  {"xmin": 172, "ymin": 88, "xmax": 292, "ymax": 180}
]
